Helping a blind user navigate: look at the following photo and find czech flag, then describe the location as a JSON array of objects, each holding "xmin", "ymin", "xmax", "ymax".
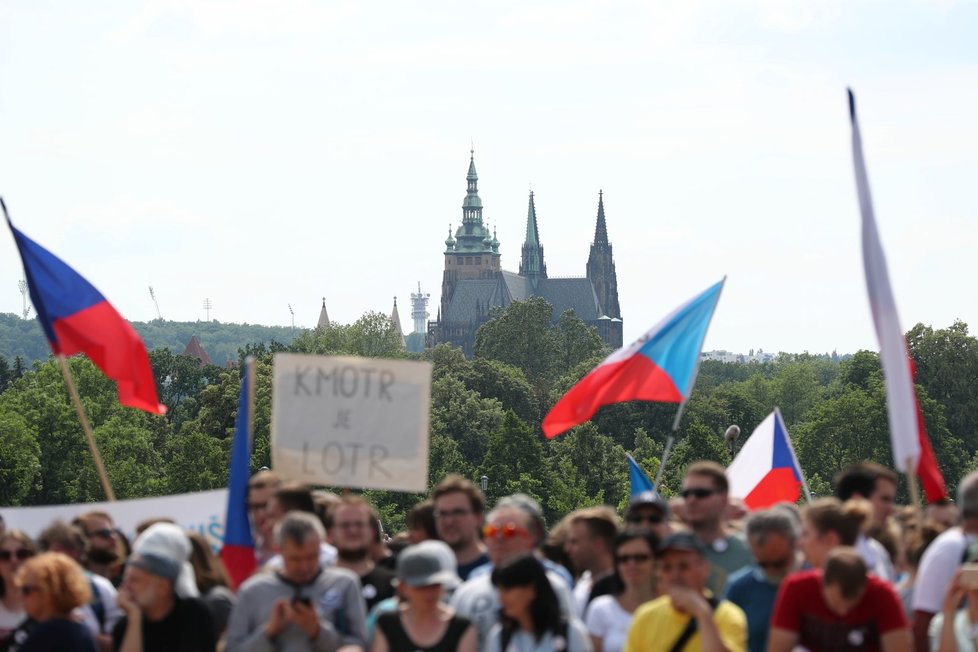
[
  {"xmin": 727, "ymin": 410, "xmax": 808, "ymax": 510},
  {"xmin": 627, "ymin": 454, "xmax": 656, "ymax": 496},
  {"xmin": 543, "ymin": 280, "xmax": 724, "ymax": 438},
  {"xmin": 220, "ymin": 357, "xmax": 257, "ymax": 589},
  {"xmin": 3, "ymin": 199, "xmax": 165, "ymax": 414}
]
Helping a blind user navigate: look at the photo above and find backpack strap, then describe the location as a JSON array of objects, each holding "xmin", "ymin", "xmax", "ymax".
[
  {"xmin": 667, "ymin": 595, "xmax": 719, "ymax": 652},
  {"xmin": 88, "ymin": 575, "xmax": 106, "ymax": 631}
]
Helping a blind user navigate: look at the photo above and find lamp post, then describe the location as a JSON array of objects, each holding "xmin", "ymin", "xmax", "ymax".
[
  {"xmin": 724, "ymin": 425, "xmax": 741, "ymax": 459},
  {"xmin": 480, "ymin": 475, "xmax": 489, "ymax": 493}
]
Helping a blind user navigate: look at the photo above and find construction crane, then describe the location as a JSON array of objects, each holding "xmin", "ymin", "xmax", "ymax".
[{"xmin": 149, "ymin": 286, "xmax": 163, "ymax": 320}]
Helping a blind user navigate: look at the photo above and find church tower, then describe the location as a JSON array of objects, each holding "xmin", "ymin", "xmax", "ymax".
[
  {"xmin": 439, "ymin": 150, "xmax": 501, "ymax": 320},
  {"xmin": 586, "ymin": 191, "xmax": 621, "ymax": 318},
  {"xmin": 519, "ymin": 191, "xmax": 547, "ymax": 287}
]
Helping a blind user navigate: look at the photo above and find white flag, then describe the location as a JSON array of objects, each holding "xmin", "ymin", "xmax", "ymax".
[{"xmin": 848, "ymin": 89, "xmax": 919, "ymax": 473}]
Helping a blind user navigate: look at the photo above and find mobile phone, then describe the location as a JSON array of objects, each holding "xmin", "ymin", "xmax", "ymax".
[{"xmin": 293, "ymin": 596, "xmax": 312, "ymax": 606}]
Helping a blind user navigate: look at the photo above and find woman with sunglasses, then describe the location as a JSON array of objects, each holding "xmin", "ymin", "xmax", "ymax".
[
  {"xmin": 488, "ymin": 554, "xmax": 592, "ymax": 652},
  {"xmin": 12, "ymin": 552, "xmax": 97, "ymax": 651},
  {"xmin": 585, "ymin": 530, "xmax": 658, "ymax": 652},
  {"xmin": 0, "ymin": 531, "xmax": 36, "ymax": 643}
]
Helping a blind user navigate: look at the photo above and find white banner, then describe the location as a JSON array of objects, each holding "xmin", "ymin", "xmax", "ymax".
[
  {"xmin": 0, "ymin": 489, "xmax": 228, "ymax": 550},
  {"xmin": 272, "ymin": 353, "xmax": 432, "ymax": 492}
]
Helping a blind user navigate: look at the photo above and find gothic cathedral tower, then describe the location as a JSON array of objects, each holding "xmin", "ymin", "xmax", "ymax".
[{"xmin": 586, "ymin": 190, "xmax": 621, "ymax": 319}]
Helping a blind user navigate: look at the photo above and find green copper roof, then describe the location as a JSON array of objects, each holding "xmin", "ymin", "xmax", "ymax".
[{"xmin": 447, "ymin": 150, "xmax": 497, "ymax": 254}]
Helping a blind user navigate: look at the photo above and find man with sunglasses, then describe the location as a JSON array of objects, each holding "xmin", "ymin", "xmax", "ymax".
[
  {"xmin": 450, "ymin": 493, "xmax": 576, "ymax": 650},
  {"xmin": 723, "ymin": 507, "xmax": 801, "ymax": 652},
  {"xmin": 681, "ymin": 462, "xmax": 752, "ymax": 595},
  {"xmin": 625, "ymin": 490, "xmax": 671, "ymax": 540},
  {"xmin": 72, "ymin": 511, "xmax": 121, "ymax": 585}
]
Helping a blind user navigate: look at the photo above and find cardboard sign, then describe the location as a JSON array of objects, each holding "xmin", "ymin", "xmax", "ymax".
[
  {"xmin": 272, "ymin": 354, "xmax": 432, "ymax": 492},
  {"xmin": 0, "ymin": 489, "xmax": 228, "ymax": 550}
]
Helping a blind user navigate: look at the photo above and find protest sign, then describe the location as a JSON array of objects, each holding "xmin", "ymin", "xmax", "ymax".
[
  {"xmin": 0, "ymin": 489, "xmax": 228, "ymax": 550},
  {"xmin": 272, "ymin": 353, "xmax": 432, "ymax": 492}
]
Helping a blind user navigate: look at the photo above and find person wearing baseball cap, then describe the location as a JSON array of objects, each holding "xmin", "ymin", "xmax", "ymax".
[
  {"xmin": 623, "ymin": 532, "xmax": 746, "ymax": 652},
  {"xmin": 625, "ymin": 491, "xmax": 671, "ymax": 541},
  {"xmin": 371, "ymin": 542, "xmax": 475, "ymax": 651},
  {"xmin": 113, "ymin": 523, "xmax": 216, "ymax": 652}
]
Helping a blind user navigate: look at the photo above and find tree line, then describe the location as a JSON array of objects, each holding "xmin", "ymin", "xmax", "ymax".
[{"xmin": 1, "ymin": 299, "xmax": 975, "ymax": 534}]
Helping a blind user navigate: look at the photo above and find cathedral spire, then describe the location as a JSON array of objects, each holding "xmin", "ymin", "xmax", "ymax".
[
  {"xmin": 594, "ymin": 190, "xmax": 609, "ymax": 244},
  {"xmin": 462, "ymin": 149, "xmax": 482, "ymax": 224},
  {"xmin": 390, "ymin": 297, "xmax": 405, "ymax": 348},
  {"xmin": 519, "ymin": 191, "xmax": 547, "ymax": 282},
  {"xmin": 317, "ymin": 297, "xmax": 330, "ymax": 330}
]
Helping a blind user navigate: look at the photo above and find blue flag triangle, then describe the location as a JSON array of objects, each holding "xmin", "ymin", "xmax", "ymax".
[{"xmin": 627, "ymin": 454, "xmax": 655, "ymax": 497}]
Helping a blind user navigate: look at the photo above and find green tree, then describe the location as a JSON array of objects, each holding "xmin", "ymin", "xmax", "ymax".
[
  {"xmin": 0, "ymin": 411, "xmax": 41, "ymax": 504},
  {"xmin": 475, "ymin": 298, "xmax": 559, "ymax": 386},
  {"xmin": 478, "ymin": 411, "xmax": 549, "ymax": 508}
]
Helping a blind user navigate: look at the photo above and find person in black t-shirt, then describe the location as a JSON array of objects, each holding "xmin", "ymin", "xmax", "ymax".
[
  {"xmin": 111, "ymin": 524, "xmax": 214, "ymax": 652},
  {"xmin": 327, "ymin": 497, "xmax": 396, "ymax": 611}
]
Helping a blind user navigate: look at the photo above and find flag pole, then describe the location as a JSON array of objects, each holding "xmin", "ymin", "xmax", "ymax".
[
  {"xmin": 245, "ymin": 356, "xmax": 256, "ymax": 448},
  {"xmin": 906, "ymin": 456, "xmax": 922, "ymax": 517},
  {"xmin": 653, "ymin": 277, "xmax": 728, "ymax": 489},
  {"xmin": 56, "ymin": 355, "xmax": 116, "ymax": 502}
]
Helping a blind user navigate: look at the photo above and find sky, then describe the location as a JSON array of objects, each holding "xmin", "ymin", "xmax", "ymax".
[{"xmin": 1, "ymin": 1, "xmax": 976, "ymax": 356}]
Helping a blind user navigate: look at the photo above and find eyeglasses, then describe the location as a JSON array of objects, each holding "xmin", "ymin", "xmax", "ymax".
[
  {"xmin": 482, "ymin": 522, "xmax": 529, "ymax": 540},
  {"xmin": 0, "ymin": 549, "xmax": 34, "ymax": 562},
  {"xmin": 617, "ymin": 553, "xmax": 652, "ymax": 564},
  {"xmin": 627, "ymin": 514, "xmax": 664, "ymax": 525},
  {"xmin": 86, "ymin": 528, "xmax": 115, "ymax": 539},
  {"xmin": 19, "ymin": 585, "xmax": 41, "ymax": 597},
  {"xmin": 434, "ymin": 508, "xmax": 472, "ymax": 520},
  {"xmin": 680, "ymin": 488, "xmax": 717, "ymax": 500}
]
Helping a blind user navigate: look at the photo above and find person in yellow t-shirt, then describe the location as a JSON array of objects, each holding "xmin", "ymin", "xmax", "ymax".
[{"xmin": 623, "ymin": 532, "xmax": 746, "ymax": 652}]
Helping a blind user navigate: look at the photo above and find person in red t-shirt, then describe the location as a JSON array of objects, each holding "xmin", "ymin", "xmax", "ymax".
[{"xmin": 768, "ymin": 547, "xmax": 911, "ymax": 652}]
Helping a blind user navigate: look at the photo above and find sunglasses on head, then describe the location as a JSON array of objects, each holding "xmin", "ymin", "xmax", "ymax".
[
  {"xmin": 0, "ymin": 549, "xmax": 34, "ymax": 562},
  {"xmin": 680, "ymin": 488, "xmax": 717, "ymax": 500},
  {"xmin": 627, "ymin": 514, "xmax": 664, "ymax": 525},
  {"xmin": 483, "ymin": 522, "xmax": 529, "ymax": 540}
]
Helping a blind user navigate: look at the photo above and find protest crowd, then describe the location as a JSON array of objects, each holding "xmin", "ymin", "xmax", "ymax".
[{"xmin": 0, "ymin": 460, "xmax": 974, "ymax": 652}]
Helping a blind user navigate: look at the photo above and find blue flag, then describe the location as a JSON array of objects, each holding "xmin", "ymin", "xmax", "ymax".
[
  {"xmin": 627, "ymin": 454, "xmax": 655, "ymax": 497},
  {"xmin": 220, "ymin": 357, "xmax": 256, "ymax": 588}
]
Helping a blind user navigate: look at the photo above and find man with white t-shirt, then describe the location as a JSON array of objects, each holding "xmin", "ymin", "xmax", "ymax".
[{"xmin": 912, "ymin": 470, "xmax": 978, "ymax": 652}]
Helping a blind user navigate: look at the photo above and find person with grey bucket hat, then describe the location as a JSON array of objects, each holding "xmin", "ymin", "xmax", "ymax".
[{"xmin": 370, "ymin": 542, "xmax": 475, "ymax": 652}]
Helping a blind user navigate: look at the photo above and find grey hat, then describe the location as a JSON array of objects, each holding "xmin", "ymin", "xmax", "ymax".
[
  {"xmin": 130, "ymin": 523, "xmax": 199, "ymax": 598},
  {"xmin": 628, "ymin": 490, "xmax": 669, "ymax": 515},
  {"xmin": 396, "ymin": 541, "xmax": 461, "ymax": 588}
]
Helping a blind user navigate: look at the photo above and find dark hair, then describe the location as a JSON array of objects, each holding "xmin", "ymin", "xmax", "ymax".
[
  {"xmin": 432, "ymin": 474, "xmax": 485, "ymax": 515},
  {"xmin": 610, "ymin": 529, "xmax": 659, "ymax": 596},
  {"xmin": 823, "ymin": 547, "xmax": 868, "ymax": 599},
  {"xmin": 274, "ymin": 483, "xmax": 317, "ymax": 515},
  {"xmin": 187, "ymin": 532, "xmax": 231, "ymax": 594},
  {"xmin": 491, "ymin": 554, "xmax": 561, "ymax": 642},
  {"xmin": 406, "ymin": 500, "xmax": 438, "ymax": 541},
  {"xmin": 834, "ymin": 462, "xmax": 898, "ymax": 501},
  {"xmin": 37, "ymin": 521, "xmax": 87, "ymax": 555},
  {"xmin": 804, "ymin": 498, "xmax": 870, "ymax": 546},
  {"xmin": 685, "ymin": 461, "xmax": 729, "ymax": 493}
]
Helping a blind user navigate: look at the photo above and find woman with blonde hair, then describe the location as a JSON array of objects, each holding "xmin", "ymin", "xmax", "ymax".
[
  {"xmin": 0, "ymin": 530, "xmax": 35, "ymax": 642},
  {"xmin": 13, "ymin": 552, "xmax": 97, "ymax": 651}
]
